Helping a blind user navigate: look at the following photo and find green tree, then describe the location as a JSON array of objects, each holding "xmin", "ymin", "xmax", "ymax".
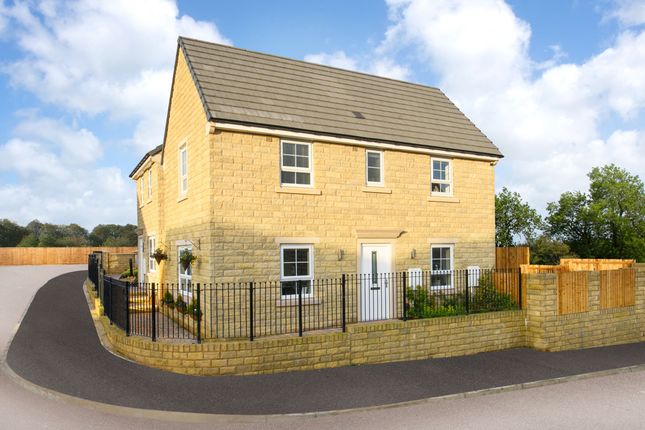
[
  {"xmin": 89, "ymin": 224, "xmax": 137, "ymax": 246},
  {"xmin": 546, "ymin": 191, "xmax": 599, "ymax": 258},
  {"xmin": 530, "ymin": 235, "xmax": 576, "ymax": 265},
  {"xmin": 588, "ymin": 164, "xmax": 644, "ymax": 260},
  {"xmin": 495, "ymin": 187, "xmax": 543, "ymax": 247},
  {"xmin": 0, "ymin": 219, "xmax": 27, "ymax": 247},
  {"xmin": 546, "ymin": 164, "xmax": 644, "ymax": 261}
]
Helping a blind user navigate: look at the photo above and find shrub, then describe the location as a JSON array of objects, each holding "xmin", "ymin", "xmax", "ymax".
[
  {"xmin": 119, "ymin": 268, "xmax": 137, "ymax": 280},
  {"xmin": 175, "ymin": 294, "xmax": 187, "ymax": 314},
  {"xmin": 470, "ymin": 273, "xmax": 516, "ymax": 313}
]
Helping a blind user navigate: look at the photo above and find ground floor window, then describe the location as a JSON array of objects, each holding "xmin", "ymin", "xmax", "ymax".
[
  {"xmin": 148, "ymin": 236, "xmax": 156, "ymax": 272},
  {"xmin": 431, "ymin": 244, "xmax": 454, "ymax": 289},
  {"xmin": 280, "ymin": 244, "xmax": 313, "ymax": 297},
  {"xmin": 178, "ymin": 245, "xmax": 192, "ymax": 297}
]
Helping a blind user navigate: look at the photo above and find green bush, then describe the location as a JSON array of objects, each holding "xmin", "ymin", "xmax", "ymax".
[
  {"xmin": 175, "ymin": 294, "xmax": 187, "ymax": 314},
  {"xmin": 470, "ymin": 273, "xmax": 516, "ymax": 313},
  {"xmin": 406, "ymin": 288, "xmax": 465, "ymax": 318},
  {"xmin": 119, "ymin": 268, "xmax": 137, "ymax": 281}
]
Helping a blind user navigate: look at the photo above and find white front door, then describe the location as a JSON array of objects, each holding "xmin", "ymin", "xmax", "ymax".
[
  {"xmin": 360, "ymin": 244, "xmax": 392, "ymax": 321},
  {"xmin": 138, "ymin": 236, "xmax": 145, "ymax": 282}
]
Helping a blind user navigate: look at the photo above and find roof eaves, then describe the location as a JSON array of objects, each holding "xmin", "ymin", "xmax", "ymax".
[
  {"xmin": 214, "ymin": 118, "xmax": 503, "ymax": 159},
  {"xmin": 129, "ymin": 144, "xmax": 163, "ymax": 178}
]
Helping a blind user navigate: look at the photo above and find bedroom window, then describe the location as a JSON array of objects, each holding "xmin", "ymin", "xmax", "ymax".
[{"xmin": 280, "ymin": 140, "xmax": 312, "ymax": 186}]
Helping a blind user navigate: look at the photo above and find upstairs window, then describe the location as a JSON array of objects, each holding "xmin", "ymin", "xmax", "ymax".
[
  {"xmin": 431, "ymin": 158, "xmax": 452, "ymax": 196},
  {"xmin": 179, "ymin": 144, "xmax": 188, "ymax": 195},
  {"xmin": 148, "ymin": 170, "xmax": 153, "ymax": 199},
  {"xmin": 139, "ymin": 177, "xmax": 145, "ymax": 205},
  {"xmin": 280, "ymin": 140, "xmax": 311, "ymax": 186},
  {"xmin": 365, "ymin": 150, "xmax": 383, "ymax": 186}
]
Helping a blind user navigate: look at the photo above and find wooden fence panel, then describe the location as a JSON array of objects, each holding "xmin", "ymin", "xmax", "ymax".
[
  {"xmin": 561, "ymin": 258, "xmax": 634, "ymax": 271},
  {"xmin": 0, "ymin": 247, "xmax": 137, "ymax": 266},
  {"xmin": 558, "ymin": 272, "xmax": 588, "ymax": 315},
  {"xmin": 496, "ymin": 247, "xmax": 530, "ymax": 269},
  {"xmin": 600, "ymin": 268, "xmax": 636, "ymax": 309}
]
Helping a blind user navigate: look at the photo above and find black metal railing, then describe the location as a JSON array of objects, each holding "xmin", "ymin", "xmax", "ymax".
[{"xmin": 92, "ymin": 267, "xmax": 522, "ymax": 343}]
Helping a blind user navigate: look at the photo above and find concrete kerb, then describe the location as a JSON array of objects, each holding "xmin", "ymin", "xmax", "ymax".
[{"xmin": 2, "ymin": 273, "xmax": 645, "ymax": 424}]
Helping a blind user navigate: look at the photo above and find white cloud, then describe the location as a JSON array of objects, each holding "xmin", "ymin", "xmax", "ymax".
[
  {"xmin": 2, "ymin": 0, "xmax": 230, "ymax": 152},
  {"xmin": 378, "ymin": 0, "xmax": 645, "ymax": 212},
  {"xmin": 608, "ymin": 0, "xmax": 645, "ymax": 27},
  {"xmin": 0, "ymin": 118, "xmax": 134, "ymax": 229},
  {"xmin": 305, "ymin": 50, "xmax": 409, "ymax": 80},
  {"xmin": 304, "ymin": 51, "xmax": 359, "ymax": 71}
]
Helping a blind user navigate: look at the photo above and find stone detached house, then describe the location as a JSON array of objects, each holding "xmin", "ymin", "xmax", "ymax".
[{"xmin": 130, "ymin": 37, "xmax": 503, "ymax": 320}]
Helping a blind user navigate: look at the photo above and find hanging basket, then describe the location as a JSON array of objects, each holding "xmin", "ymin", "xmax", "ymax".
[
  {"xmin": 179, "ymin": 249, "xmax": 196, "ymax": 270},
  {"xmin": 153, "ymin": 248, "xmax": 168, "ymax": 264}
]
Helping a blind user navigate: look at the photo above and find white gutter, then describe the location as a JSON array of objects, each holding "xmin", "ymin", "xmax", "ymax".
[{"xmin": 211, "ymin": 121, "xmax": 501, "ymax": 162}]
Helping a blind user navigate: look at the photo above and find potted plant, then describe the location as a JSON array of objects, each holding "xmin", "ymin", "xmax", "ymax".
[
  {"xmin": 175, "ymin": 294, "xmax": 187, "ymax": 314},
  {"xmin": 162, "ymin": 290, "xmax": 174, "ymax": 308},
  {"xmin": 179, "ymin": 249, "xmax": 196, "ymax": 270},
  {"xmin": 187, "ymin": 299, "xmax": 202, "ymax": 320},
  {"xmin": 152, "ymin": 248, "xmax": 168, "ymax": 264}
]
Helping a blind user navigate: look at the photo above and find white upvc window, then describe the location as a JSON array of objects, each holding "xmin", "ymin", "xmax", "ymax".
[
  {"xmin": 179, "ymin": 144, "xmax": 188, "ymax": 195},
  {"xmin": 178, "ymin": 245, "xmax": 192, "ymax": 298},
  {"xmin": 430, "ymin": 244, "xmax": 454, "ymax": 289},
  {"xmin": 148, "ymin": 169, "xmax": 153, "ymax": 199},
  {"xmin": 280, "ymin": 244, "xmax": 314, "ymax": 298},
  {"xmin": 431, "ymin": 158, "xmax": 452, "ymax": 196},
  {"xmin": 365, "ymin": 150, "xmax": 384, "ymax": 186},
  {"xmin": 148, "ymin": 236, "xmax": 156, "ymax": 272},
  {"xmin": 280, "ymin": 140, "xmax": 312, "ymax": 186},
  {"xmin": 139, "ymin": 177, "xmax": 145, "ymax": 205}
]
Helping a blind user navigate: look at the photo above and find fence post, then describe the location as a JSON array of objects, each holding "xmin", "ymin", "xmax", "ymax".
[
  {"xmin": 402, "ymin": 272, "xmax": 407, "ymax": 321},
  {"xmin": 125, "ymin": 281, "xmax": 130, "ymax": 336},
  {"xmin": 298, "ymin": 280, "xmax": 303, "ymax": 337},
  {"xmin": 151, "ymin": 283, "xmax": 156, "ymax": 342},
  {"xmin": 108, "ymin": 276, "xmax": 113, "ymax": 324},
  {"xmin": 517, "ymin": 269, "xmax": 522, "ymax": 310},
  {"xmin": 464, "ymin": 270, "xmax": 470, "ymax": 314},
  {"xmin": 196, "ymin": 283, "xmax": 202, "ymax": 344},
  {"xmin": 341, "ymin": 274, "xmax": 346, "ymax": 332},
  {"xmin": 249, "ymin": 282, "xmax": 254, "ymax": 341}
]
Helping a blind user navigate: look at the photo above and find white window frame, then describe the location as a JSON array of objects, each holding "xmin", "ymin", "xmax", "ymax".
[
  {"xmin": 279, "ymin": 244, "xmax": 314, "ymax": 298},
  {"xmin": 148, "ymin": 236, "xmax": 156, "ymax": 272},
  {"xmin": 430, "ymin": 244, "xmax": 454, "ymax": 289},
  {"xmin": 179, "ymin": 143, "xmax": 188, "ymax": 195},
  {"xmin": 178, "ymin": 245, "xmax": 193, "ymax": 298},
  {"xmin": 431, "ymin": 158, "xmax": 453, "ymax": 196},
  {"xmin": 365, "ymin": 150, "xmax": 384, "ymax": 187},
  {"xmin": 280, "ymin": 140, "xmax": 313, "ymax": 187},
  {"xmin": 139, "ymin": 177, "xmax": 145, "ymax": 206},
  {"xmin": 148, "ymin": 169, "xmax": 153, "ymax": 199}
]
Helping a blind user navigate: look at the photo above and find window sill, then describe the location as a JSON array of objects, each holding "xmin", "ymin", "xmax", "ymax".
[
  {"xmin": 275, "ymin": 186, "xmax": 322, "ymax": 195},
  {"xmin": 362, "ymin": 186, "xmax": 392, "ymax": 194},
  {"xmin": 177, "ymin": 194, "xmax": 188, "ymax": 203},
  {"xmin": 276, "ymin": 297, "xmax": 322, "ymax": 307},
  {"xmin": 427, "ymin": 196, "xmax": 460, "ymax": 203}
]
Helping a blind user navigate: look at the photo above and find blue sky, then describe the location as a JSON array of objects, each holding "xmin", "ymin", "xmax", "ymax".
[{"xmin": 0, "ymin": 0, "xmax": 643, "ymax": 229}]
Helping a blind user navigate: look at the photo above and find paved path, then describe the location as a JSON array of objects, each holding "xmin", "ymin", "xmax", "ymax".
[{"xmin": 5, "ymin": 270, "xmax": 645, "ymax": 416}]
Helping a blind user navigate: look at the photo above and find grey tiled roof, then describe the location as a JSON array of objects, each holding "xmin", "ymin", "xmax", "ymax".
[{"xmin": 179, "ymin": 37, "xmax": 502, "ymax": 158}]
